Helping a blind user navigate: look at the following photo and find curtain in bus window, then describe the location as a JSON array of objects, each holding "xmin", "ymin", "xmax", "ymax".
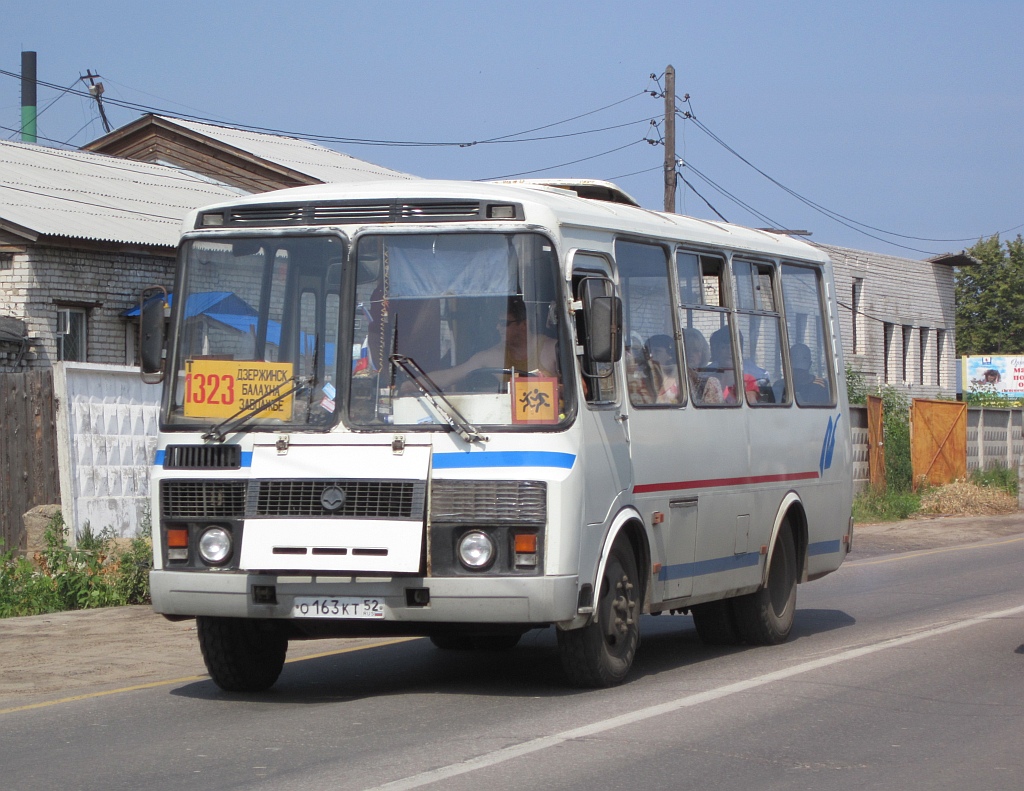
[{"xmin": 387, "ymin": 235, "xmax": 516, "ymax": 298}]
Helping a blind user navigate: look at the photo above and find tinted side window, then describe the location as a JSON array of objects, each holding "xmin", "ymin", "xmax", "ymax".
[
  {"xmin": 732, "ymin": 260, "xmax": 786, "ymax": 406},
  {"xmin": 676, "ymin": 252, "xmax": 738, "ymax": 406}
]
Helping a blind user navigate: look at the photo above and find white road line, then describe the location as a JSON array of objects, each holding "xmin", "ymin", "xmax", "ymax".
[{"xmin": 364, "ymin": 602, "xmax": 1024, "ymax": 791}]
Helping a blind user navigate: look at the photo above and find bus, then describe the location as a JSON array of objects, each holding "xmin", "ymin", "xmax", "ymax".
[{"xmin": 139, "ymin": 177, "xmax": 853, "ymax": 691}]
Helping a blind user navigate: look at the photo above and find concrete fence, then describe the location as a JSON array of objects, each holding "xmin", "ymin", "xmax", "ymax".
[
  {"xmin": 53, "ymin": 362, "xmax": 161, "ymax": 539},
  {"xmin": 849, "ymin": 404, "xmax": 1024, "ymax": 494}
]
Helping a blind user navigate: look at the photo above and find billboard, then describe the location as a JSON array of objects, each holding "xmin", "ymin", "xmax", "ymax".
[{"xmin": 961, "ymin": 355, "xmax": 1024, "ymax": 398}]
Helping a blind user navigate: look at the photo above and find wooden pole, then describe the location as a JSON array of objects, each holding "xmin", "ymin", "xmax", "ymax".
[{"xmin": 663, "ymin": 65, "xmax": 676, "ymax": 213}]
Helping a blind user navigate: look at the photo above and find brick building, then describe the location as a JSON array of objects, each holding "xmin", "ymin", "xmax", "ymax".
[
  {"xmin": 822, "ymin": 243, "xmax": 968, "ymax": 399},
  {"xmin": 0, "ymin": 116, "xmax": 413, "ymax": 370}
]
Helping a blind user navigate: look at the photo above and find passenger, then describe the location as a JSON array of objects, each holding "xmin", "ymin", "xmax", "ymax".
[
  {"xmin": 682, "ymin": 328, "xmax": 724, "ymax": 404},
  {"xmin": 425, "ymin": 296, "xmax": 558, "ymax": 391},
  {"xmin": 789, "ymin": 342, "xmax": 830, "ymax": 405},
  {"xmin": 708, "ymin": 326, "xmax": 758, "ymax": 404},
  {"xmin": 644, "ymin": 334, "xmax": 681, "ymax": 404}
]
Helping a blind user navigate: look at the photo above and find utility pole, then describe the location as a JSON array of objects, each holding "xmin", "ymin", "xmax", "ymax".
[
  {"xmin": 663, "ymin": 64, "xmax": 676, "ymax": 213},
  {"xmin": 81, "ymin": 70, "xmax": 112, "ymax": 134}
]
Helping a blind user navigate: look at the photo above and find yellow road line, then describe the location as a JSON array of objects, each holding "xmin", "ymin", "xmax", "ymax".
[
  {"xmin": 0, "ymin": 636, "xmax": 421, "ymax": 716},
  {"xmin": 847, "ymin": 534, "xmax": 1024, "ymax": 566}
]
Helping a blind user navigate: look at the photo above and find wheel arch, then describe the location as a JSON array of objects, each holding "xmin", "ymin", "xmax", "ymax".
[
  {"xmin": 764, "ymin": 492, "xmax": 809, "ymax": 586},
  {"xmin": 592, "ymin": 507, "xmax": 650, "ymax": 616}
]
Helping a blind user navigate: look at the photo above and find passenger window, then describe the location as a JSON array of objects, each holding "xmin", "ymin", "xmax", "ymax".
[
  {"xmin": 732, "ymin": 260, "xmax": 785, "ymax": 406},
  {"xmin": 677, "ymin": 252, "xmax": 737, "ymax": 406},
  {"xmin": 780, "ymin": 264, "xmax": 836, "ymax": 407},
  {"xmin": 617, "ymin": 240, "xmax": 683, "ymax": 407}
]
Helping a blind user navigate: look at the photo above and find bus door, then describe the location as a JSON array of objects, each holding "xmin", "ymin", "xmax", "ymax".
[
  {"xmin": 616, "ymin": 239, "xmax": 697, "ymax": 601},
  {"xmin": 571, "ymin": 253, "xmax": 631, "ymax": 528}
]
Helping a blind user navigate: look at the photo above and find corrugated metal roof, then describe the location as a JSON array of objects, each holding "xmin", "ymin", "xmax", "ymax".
[
  {"xmin": 156, "ymin": 116, "xmax": 418, "ymax": 184},
  {"xmin": 0, "ymin": 140, "xmax": 242, "ymax": 248}
]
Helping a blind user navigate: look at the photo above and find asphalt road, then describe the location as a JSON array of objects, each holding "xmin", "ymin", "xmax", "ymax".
[{"xmin": 2, "ymin": 523, "xmax": 1023, "ymax": 791}]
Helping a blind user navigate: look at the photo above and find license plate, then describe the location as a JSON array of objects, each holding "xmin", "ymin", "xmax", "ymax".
[{"xmin": 292, "ymin": 596, "xmax": 385, "ymax": 619}]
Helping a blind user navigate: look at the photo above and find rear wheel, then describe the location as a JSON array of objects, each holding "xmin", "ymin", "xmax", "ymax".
[
  {"xmin": 558, "ymin": 537, "xmax": 641, "ymax": 687},
  {"xmin": 733, "ymin": 524, "xmax": 798, "ymax": 645},
  {"xmin": 197, "ymin": 616, "xmax": 288, "ymax": 692}
]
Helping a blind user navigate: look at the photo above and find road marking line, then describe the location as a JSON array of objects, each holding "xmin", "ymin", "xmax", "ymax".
[
  {"xmin": 0, "ymin": 636, "xmax": 420, "ymax": 716},
  {"xmin": 365, "ymin": 602, "xmax": 1024, "ymax": 791},
  {"xmin": 847, "ymin": 534, "xmax": 1024, "ymax": 566}
]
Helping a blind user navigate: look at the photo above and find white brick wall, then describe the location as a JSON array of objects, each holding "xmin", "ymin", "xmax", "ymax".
[{"xmin": 820, "ymin": 244, "xmax": 957, "ymax": 398}]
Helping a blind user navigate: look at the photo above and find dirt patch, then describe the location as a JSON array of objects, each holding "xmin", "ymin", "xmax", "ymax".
[{"xmin": 851, "ymin": 511, "xmax": 1024, "ymax": 557}]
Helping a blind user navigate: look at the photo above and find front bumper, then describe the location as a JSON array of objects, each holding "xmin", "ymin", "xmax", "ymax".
[{"xmin": 150, "ymin": 569, "xmax": 579, "ymax": 625}]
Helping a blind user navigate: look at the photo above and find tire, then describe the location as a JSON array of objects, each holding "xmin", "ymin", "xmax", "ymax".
[
  {"xmin": 558, "ymin": 538, "xmax": 641, "ymax": 687},
  {"xmin": 690, "ymin": 598, "xmax": 742, "ymax": 645},
  {"xmin": 429, "ymin": 633, "xmax": 521, "ymax": 651},
  {"xmin": 196, "ymin": 616, "xmax": 288, "ymax": 692},
  {"xmin": 732, "ymin": 524, "xmax": 798, "ymax": 645}
]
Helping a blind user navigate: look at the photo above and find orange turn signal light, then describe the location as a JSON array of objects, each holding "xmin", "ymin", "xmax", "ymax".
[
  {"xmin": 167, "ymin": 528, "xmax": 189, "ymax": 548},
  {"xmin": 514, "ymin": 533, "xmax": 538, "ymax": 554}
]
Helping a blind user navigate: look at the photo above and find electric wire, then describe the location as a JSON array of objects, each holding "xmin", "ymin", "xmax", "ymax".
[{"xmin": 481, "ymin": 139, "xmax": 648, "ymax": 181}]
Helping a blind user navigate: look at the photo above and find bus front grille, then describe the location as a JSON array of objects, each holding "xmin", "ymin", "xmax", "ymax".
[
  {"xmin": 161, "ymin": 480, "xmax": 247, "ymax": 518},
  {"xmin": 250, "ymin": 479, "xmax": 426, "ymax": 519}
]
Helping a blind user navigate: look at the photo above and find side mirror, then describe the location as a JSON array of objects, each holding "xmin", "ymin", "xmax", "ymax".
[
  {"xmin": 588, "ymin": 295, "xmax": 623, "ymax": 363},
  {"xmin": 139, "ymin": 286, "xmax": 168, "ymax": 383}
]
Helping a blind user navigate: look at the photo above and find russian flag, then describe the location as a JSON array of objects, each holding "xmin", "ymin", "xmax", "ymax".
[{"xmin": 352, "ymin": 335, "xmax": 375, "ymax": 374}]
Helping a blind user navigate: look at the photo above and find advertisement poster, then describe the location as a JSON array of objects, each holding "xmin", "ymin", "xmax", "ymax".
[{"xmin": 961, "ymin": 355, "xmax": 1024, "ymax": 398}]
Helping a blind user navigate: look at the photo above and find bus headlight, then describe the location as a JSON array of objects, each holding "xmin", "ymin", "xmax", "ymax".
[
  {"xmin": 458, "ymin": 530, "xmax": 495, "ymax": 570},
  {"xmin": 198, "ymin": 526, "xmax": 232, "ymax": 565}
]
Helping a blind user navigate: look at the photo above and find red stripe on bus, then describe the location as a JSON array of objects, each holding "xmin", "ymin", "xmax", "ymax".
[{"xmin": 633, "ymin": 471, "xmax": 820, "ymax": 494}]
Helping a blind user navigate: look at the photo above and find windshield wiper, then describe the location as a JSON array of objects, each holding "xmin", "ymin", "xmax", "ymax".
[
  {"xmin": 202, "ymin": 374, "xmax": 312, "ymax": 443},
  {"xmin": 390, "ymin": 354, "xmax": 487, "ymax": 444}
]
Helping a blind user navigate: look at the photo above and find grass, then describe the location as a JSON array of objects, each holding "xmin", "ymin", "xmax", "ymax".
[
  {"xmin": 0, "ymin": 512, "xmax": 152, "ymax": 619},
  {"xmin": 853, "ymin": 488, "xmax": 923, "ymax": 524}
]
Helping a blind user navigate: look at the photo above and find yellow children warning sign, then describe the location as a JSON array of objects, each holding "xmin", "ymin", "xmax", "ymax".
[
  {"xmin": 512, "ymin": 376, "xmax": 559, "ymax": 424},
  {"xmin": 183, "ymin": 359, "xmax": 294, "ymax": 419}
]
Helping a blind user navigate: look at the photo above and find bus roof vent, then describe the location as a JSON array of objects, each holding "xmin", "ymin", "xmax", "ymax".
[
  {"xmin": 400, "ymin": 201, "xmax": 481, "ymax": 219},
  {"xmin": 494, "ymin": 179, "xmax": 641, "ymax": 207}
]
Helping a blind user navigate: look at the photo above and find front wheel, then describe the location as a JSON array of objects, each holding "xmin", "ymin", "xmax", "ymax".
[
  {"xmin": 558, "ymin": 538, "xmax": 641, "ymax": 687},
  {"xmin": 732, "ymin": 524, "xmax": 798, "ymax": 645},
  {"xmin": 197, "ymin": 616, "xmax": 288, "ymax": 692}
]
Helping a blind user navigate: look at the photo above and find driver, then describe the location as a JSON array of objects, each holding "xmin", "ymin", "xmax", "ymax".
[{"xmin": 426, "ymin": 296, "xmax": 558, "ymax": 391}]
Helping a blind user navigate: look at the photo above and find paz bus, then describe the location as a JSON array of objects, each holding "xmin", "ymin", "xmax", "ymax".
[{"xmin": 139, "ymin": 177, "xmax": 853, "ymax": 691}]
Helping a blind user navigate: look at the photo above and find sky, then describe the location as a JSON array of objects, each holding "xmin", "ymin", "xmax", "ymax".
[{"xmin": 2, "ymin": 1, "xmax": 1022, "ymax": 260}]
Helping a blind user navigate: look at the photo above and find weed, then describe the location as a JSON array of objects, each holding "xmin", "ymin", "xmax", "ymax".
[
  {"xmin": 0, "ymin": 512, "xmax": 152, "ymax": 619},
  {"xmin": 853, "ymin": 488, "xmax": 922, "ymax": 524}
]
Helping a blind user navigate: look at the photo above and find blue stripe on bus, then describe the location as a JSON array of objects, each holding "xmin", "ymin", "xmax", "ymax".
[
  {"xmin": 808, "ymin": 539, "xmax": 841, "ymax": 556},
  {"xmin": 658, "ymin": 551, "xmax": 761, "ymax": 581},
  {"xmin": 153, "ymin": 450, "xmax": 252, "ymax": 467},
  {"xmin": 432, "ymin": 451, "xmax": 576, "ymax": 470}
]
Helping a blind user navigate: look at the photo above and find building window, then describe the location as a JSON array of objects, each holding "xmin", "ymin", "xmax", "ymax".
[
  {"xmin": 0, "ymin": 253, "xmax": 12, "ymax": 271},
  {"xmin": 902, "ymin": 325, "xmax": 913, "ymax": 384},
  {"xmin": 919, "ymin": 327, "xmax": 930, "ymax": 386},
  {"xmin": 883, "ymin": 323, "xmax": 894, "ymax": 383},
  {"xmin": 57, "ymin": 307, "xmax": 88, "ymax": 361},
  {"xmin": 936, "ymin": 329, "xmax": 946, "ymax": 387},
  {"xmin": 852, "ymin": 277, "xmax": 865, "ymax": 355}
]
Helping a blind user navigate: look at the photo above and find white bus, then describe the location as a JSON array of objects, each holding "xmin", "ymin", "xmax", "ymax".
[{"xmin": 140, "ymin": 177, "xmax": 853, "ymax": 691}]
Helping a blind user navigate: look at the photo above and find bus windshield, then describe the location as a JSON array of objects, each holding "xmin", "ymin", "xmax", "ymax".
[
  {"xmin": 348, "ymin": 232, "xmax": 571, "ymax": 430},
  {"xmin": 167, "ymin": 234, "xmax": 344, "ymax": 430}
]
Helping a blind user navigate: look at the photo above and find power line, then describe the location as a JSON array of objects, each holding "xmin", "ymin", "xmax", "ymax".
[
  {"xmin": 0, "ymin": 69, "xmax": 653, "ymax": 149},
  {"xmin": 677, "ymin": 96, "xmax": 1024, "ymax": 251},
  {"xmin": 481, "ymin": 139, "xmax": 648, "ymax": 181}
]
